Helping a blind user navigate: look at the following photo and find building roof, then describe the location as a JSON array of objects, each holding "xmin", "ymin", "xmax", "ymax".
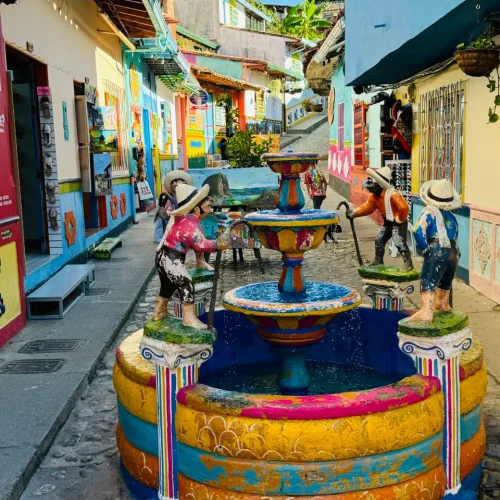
[
  {"xmin": 191, "ymin": 64, "xmax": 263, "ymax": 91},
  {"xmin": 237, "ymin": 0, "xmax": 272, "ymax": 22},
  {"xmin": 182, "ymin": 50, "xmax": 304, "ymax": 81},
  {"xmin": 312, "ymin": 17, "xmax": 344, "ymax": 63},
  {"xmin": 176, "ymin": 25, "xmax": 220, "ymax": 50}
]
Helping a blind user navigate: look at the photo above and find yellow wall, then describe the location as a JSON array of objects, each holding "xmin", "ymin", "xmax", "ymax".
[
  {"xmin": 1, "ymin": 0, "xmax": 123, "ymax": 181},
  {"xmin": 410, "ymin": 62, "xmax": 500, "ymax": 210}
]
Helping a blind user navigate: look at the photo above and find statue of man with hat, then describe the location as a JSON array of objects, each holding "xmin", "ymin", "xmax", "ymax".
[
  {"xmin": 153, "ymin": 184, "xmax": 230, "ymax": 329},
  {"xmin": 408, "ymin": 178, "xmax": 461, "ymax": 323},
  {"xmin": 347, "ymin": 166, "xmax": 414, "ymax": 271},
  {"xmin": 162, "ymin": 170, "xmax": 215, "ymax": 271}
]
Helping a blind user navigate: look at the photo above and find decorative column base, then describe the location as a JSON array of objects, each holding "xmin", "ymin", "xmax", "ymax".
[
  {"xmin": 397, "ymin": 311, "xmax": 472, "ymax": 496},
  {"xmin": 140, "ymin": 316, "xmax": 217, "ymax": 500},
  {"xmin": 358, "ymin": 265, "xmax": 419, "ymax": 312},
  {"xmin": 171, "ymin": 269, "xmax": 214, "ymax": 319}
]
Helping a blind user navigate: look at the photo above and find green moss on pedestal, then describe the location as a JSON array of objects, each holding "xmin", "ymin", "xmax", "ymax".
[
  {"xmin": 189, "ymin": 268, "xmax": 214, "ymax": 284},
  {"xmin": 358, "ymin": 265, "xmax": 420, "ymax": 283},
  {"xmin": 144, "ymin": 316, "xmax": 217, "ymax": 345},
  {"xmin": 399, "ymin": 311, "xmax": 469, "ymax": 337}
]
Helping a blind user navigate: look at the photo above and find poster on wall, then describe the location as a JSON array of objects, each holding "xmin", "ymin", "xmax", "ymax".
[
  {"xmin": 0, "ymin": 85, "xmax": 16, "ymax": 221},
  {"xmin": 265, "ymin": 96, "xmax": 282, "ymax": 122},
  {"xmin": 245, "ymin": 91, "xmax": 256, "ymax": 119},
  {"xmin": 137, "ymin": 180, "xmax": 153, "ymax": 201},
  {"xmin": 89, "ymin": 106, "xmax": 118, "ymax": 153},
  {"xmin": 129, "ymin": 63, "xmax": 140, "ymax": 104},
  {"xmin": 215, "ymin": 106, "xmax": 226, "ymax": 127},
  {"xmin": 130, "ymin": 104, "xmax": 143, "ymax": 149},
  {"xmin": 93, "ymin": 153, "xmax": 113, "ymax": 196}
]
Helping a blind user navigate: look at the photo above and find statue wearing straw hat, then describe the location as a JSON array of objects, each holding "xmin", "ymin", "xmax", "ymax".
[
  {"xmin": 408, "ymin": 179, "xmax": 461, "ymax": 323},
  {"xmin": 153, "ymin": 184, "xmax": 230, "ymax": 329},
  {"xmin": 162, "ymin": 170, "xmax": 215, "ymax": 271},
  {"xmin": 347, "ymin": 166, "xmax": 414, "ymax": 271}
]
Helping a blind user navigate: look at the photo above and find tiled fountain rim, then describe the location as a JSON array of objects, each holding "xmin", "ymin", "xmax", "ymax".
[{"xmin": 176, "ymin": 374, "xmax": 441, "ymax": 420}]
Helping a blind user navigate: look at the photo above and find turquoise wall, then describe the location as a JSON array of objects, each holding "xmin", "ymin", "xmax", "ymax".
[
  {"xmin": 329, "ymin": 65, "xmax": 353, "ymax": 144},
  {"xmin": 25, "ymin": 183, "xmax": 133, "ymax": 293}
]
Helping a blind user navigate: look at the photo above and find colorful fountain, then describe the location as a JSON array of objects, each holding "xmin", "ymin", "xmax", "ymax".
[
  {"xmin": 223, "ymin": 152, "xmax": 361, "ymax": 394},
  {"xmin": 113, "ymin": 153, "xmax": 486, "ymax": 500}
]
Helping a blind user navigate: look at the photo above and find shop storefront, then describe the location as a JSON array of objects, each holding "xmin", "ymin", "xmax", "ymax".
[{"xmin": 0, "ymin": 14, "xmax": 25, "ymax": 345}]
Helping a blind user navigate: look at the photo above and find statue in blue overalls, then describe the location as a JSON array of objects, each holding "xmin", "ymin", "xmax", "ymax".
[{"xmin": 408, "ymin": 179, "xmax": 461, "ymax": 323}]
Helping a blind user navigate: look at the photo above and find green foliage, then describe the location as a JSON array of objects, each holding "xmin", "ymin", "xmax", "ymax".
[
  {"xmin": 216, "ymin": 93, "xmax": 240, "ymax": 132},
  {"xmin": 226, "ymin": 130, "xmax": 273, "ymax": 168},
  {"xmin": 487, "ymin": 69, "xmax": 500, "ymax": 124},
  {"xmin": 268, "ymin": 0, "xmax": 331, "ymax": 41}
]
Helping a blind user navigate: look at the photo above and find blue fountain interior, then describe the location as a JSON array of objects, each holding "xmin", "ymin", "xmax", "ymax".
[{"xmin": 198, "ymin": 307, "xmax": 416, "ymax": 395}]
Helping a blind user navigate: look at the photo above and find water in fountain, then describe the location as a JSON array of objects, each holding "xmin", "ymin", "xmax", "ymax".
[{"xmin": 221, "ymin": 152, "xmax": 365, "ymax": 395}]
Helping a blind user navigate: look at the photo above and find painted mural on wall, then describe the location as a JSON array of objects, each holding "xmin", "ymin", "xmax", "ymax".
[
  {"xmin": 329, "ymin": 140, "xmax": 352, "ymax": 182},
  {"xmin": 93, "ymin": 153, "xmax": 113, "ymax": 196},
  {"xmin": 89, "ymin": 106, "xmax": 118, "ymax": 153},
  {"xmin": 188, "ymin": 167, "xmax": 279, "ymax": 207}
]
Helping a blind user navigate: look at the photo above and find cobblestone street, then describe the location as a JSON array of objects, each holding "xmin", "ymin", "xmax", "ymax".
[{"xmin": 16, "ymin": 161, "xmax": 500, "ymax": 499}]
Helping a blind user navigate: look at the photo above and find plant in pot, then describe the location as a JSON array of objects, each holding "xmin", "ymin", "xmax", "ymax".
[
  {"xmin": 455, "ymin": 36, "xmax": 500, "ymax": 123},
  {"xmin": 226, "ymin": 130, "xmax": 273, "ymax": 168},
  {"xmin": 311, "ymin": 101, "xmax": 324, "ymax": 112},
  {"xmin": 455, "ymin": 36, "xmax": 499, "ymax": 77},
  {"xmin": 303, "ymin": 99, "xmax": 312, "ymax": 112}
]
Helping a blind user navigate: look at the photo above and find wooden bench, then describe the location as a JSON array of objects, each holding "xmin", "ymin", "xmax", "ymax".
[
  {"xmin": 26, "ymin": 264, "xmax": 96, "ymax": 319},
  {"xmin": 92, "ymin": 237, "xmax": 122, "ymax": 259}
]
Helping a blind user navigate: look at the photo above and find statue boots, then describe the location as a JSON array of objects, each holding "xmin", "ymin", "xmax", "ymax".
[
  {"xmin": 435, "ymin": 288, "xmax": 452, "ymax": 312},
  {"xmin": 408, "ymin": 291, "xmax": 435, "ymax": 323},
  {"xmin": 401, "ymin": 250, "xmax": 414, "ymax": 272},
  {"xmin": 181, "ymin": 303, "xmax": 208, "ymax": 330},
  {"xmin": 369, "ymin": 247, "xmax": 385, "ymax": 267},
  {"xmin": 152, "ymin": 296, "xmax": 169, "ymax": 321}
]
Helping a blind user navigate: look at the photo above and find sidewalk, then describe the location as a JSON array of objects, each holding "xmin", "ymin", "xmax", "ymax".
[{"xmin": 0, "ymin": 212, "xmax": 157, "ymax": 500}]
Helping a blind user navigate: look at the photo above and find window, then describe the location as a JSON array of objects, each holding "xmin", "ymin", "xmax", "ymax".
[
  {"xmin": 337, "ymin": 101, "xmax": 344, "ymax": 152},
  {"xmin": 245, "ymin": 11, "xmax": 264, "ymax": 31},
  {"xmin": 419, "ymin": 81, "xmax": 464, "ymax": 197},
  {"xmin": 103, "ymin": 80, "xmax": 130, "ymax": 177}
]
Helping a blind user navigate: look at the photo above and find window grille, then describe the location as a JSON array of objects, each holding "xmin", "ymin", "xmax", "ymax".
[
  {"xmin": 419, "ymin": 81, "xmax": 465, "ymax": 196},
  {"xmin": 103, "ymin": 79, "xmax": 130, "ymax": 177}
]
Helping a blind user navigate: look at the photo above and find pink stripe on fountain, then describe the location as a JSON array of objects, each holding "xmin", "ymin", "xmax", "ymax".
[{"xmin": 177, "ymin": 375, "xmax": 441, "ymax": 420}]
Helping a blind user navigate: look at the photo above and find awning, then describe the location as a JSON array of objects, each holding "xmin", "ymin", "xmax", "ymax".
[
  {"xmin": 176, "ymin": 25, "xmax": 220, "ymax": 51},
  {"xmin": 267, "ymin": 63, "xmax": 304, "ymax": 81},
  {"xmin": 143, "ymin": 53, "xmax": 200, "ymax": 92},
  {"xmin": 191, "ymin": 65, "xmax": 262, "ymax": 91},
  {"xmin": 96, "ymin": 0, "xmax": 163, "ymax": 39}
]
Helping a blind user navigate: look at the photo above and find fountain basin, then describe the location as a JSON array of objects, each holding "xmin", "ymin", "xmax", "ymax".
[{"xmin": 113, "ymin": 308, "xmax": 487, "ymax": 499}]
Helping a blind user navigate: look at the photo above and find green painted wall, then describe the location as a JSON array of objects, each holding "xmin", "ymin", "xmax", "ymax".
[{"xmin": 195, "ymin": 55, "xmax": 243, "ymax": 80}]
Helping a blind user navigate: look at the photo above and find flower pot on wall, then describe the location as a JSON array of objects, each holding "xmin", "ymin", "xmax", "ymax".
[
  {"xmin": 454, "ymin": 49, "xmax": 500, "ymax": 77},
  {"xmin": 311, "ymin": 104, "xmax": 324, "ymax": 112},
  {"xmin": 304, "ymin": 101, "xmax": 312, "ymax": 112}
]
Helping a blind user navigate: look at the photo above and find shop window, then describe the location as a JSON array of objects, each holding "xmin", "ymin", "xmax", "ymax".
[
  {"xmin": 337, "ymin": 102, "xmax": 344, "ymax": 152},
  {"xmin": 103, "ymin": 80, "xmax": 130, "ymax": 177},
  {"xmin": 419, "ymin": 81, "xmax": 464, "ymax": 197}
]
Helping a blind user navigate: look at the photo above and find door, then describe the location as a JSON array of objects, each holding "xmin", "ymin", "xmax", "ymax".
[
  {"xmin": 12, "ymin": 82, "xmax": 47, "ymax": 254},
  {"xmin": 142, "ymin": 108, "xmax": 155, "ymax": 211}
]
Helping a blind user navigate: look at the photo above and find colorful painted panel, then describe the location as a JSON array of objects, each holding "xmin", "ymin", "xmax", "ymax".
[
  {"xmin": 93, "ymin": 153, "xmax": 113, "ymax": 196},
  {"xmin": 329, "ymin": 141, "xmax": 352, "ymax": 182},
  {"xmin": 0, "ymin": 241, "xmax": 22, "ymax": 330},
  {"xmin": 188, "ymin": 167, "xmax": 279, "ymax": 207},
  {"xmin": 472, "ymin": 219, "xmax": 492, "ymax": 278}
]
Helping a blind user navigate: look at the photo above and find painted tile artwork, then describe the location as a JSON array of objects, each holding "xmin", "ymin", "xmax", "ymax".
[{"xmin": 473, "ymin": 219, "xmax": 492, "ymax": 278}]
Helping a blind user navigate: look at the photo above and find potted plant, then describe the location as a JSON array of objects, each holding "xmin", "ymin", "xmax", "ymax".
[
  {"xmin": 455, "ymin": 36, "xmax": 499, "ymax": 77},
  {"xmin": 311, "ymin": 101, "xmax": 324, "ymax": 112},
  {"xmin": 303, "ymin": 99, "xmax": 312, "ymax": 112}
]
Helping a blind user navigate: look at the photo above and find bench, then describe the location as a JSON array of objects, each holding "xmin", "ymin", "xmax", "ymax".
[
  {"xmin": 92, "ymin": 237, "xmax": 122, "ymax": 259},
  {"xmin": 26, "ymin": 264, "xmax": 96, "ymax": 319}
]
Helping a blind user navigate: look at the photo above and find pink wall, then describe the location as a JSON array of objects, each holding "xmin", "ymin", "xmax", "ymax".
[{"xmin": 328, "ymin": 143, "xmax": 352, "ymax": 182}]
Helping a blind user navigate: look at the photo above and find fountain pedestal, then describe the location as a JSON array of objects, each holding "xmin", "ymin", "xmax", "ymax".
[
  {"xmin": 140, "ymin": 317, "xmax": 216, "ymax": 500},
  {"xmin": 398, "ymin": 311, "xmax": 473, "ymax": 497},
  {"xmin": 359, "ymin": 265, "xmax": 420, "ymax": 311}
]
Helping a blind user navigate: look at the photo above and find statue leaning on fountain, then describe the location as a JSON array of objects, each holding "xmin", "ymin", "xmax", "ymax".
[
  {"xmin": 408, "ymin": 178, "xmax": 461, "ymax": 323},
  {"xmin": 152, "ymin": 184, "xmax": 230, "ymax": 329},
  {"xmin": 347, "ymin": 166, "xmax": 414, "ymax": 271}
]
